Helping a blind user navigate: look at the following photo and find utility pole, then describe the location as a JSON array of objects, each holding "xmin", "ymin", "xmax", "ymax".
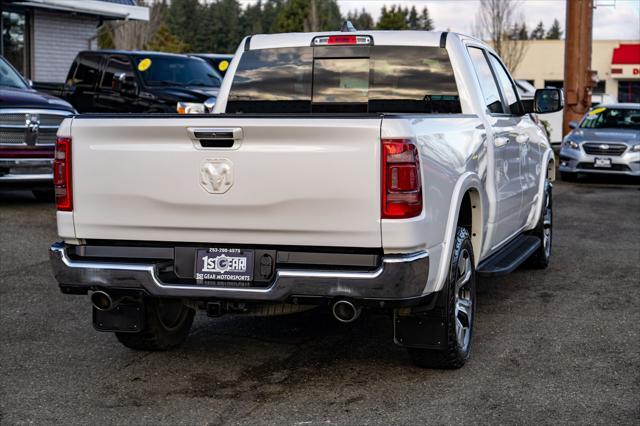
[{"xmin": 563, "ymin": 0, "xmax": 595, "ymax": 135}]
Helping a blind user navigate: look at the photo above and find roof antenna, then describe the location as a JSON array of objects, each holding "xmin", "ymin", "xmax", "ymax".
[{"xmin": 341, "ymin": 21, "xmax": 357, "ymax": 32}]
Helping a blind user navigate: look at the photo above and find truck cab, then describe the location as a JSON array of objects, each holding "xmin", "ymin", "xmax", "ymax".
[{"xmin": 61, "ymin": 50, "xmax": 222, "ymax": 114}]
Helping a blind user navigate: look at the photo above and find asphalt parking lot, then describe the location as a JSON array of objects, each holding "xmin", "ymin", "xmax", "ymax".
[{"xmin": 1, "ymin": 177, "xmax": 639, "ymax": 425}]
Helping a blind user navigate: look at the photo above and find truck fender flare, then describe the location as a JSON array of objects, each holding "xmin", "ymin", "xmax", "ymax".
[
  {"xmin": 432, "ymin": 172, "xmax": 485, "ymax": 293},
  {"xmin": 528, "ymin": 149, "xmax": 556, "ymax": 229}
]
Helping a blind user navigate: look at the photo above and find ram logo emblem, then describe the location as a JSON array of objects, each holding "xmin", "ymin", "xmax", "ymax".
[{"xmin": 200, "ymin": 159, "xmax": 233, "ymax": 194}]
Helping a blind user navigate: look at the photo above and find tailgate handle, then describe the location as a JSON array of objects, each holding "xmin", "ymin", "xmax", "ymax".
[{"xmin": 188, "ymin": 127, "xmax": 243, "ymax": 149}]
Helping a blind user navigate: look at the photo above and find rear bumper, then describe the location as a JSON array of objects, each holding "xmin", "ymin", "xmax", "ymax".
[{"xmin": 50, "ymin": 242, "xmax": 430, "ymax": 304}]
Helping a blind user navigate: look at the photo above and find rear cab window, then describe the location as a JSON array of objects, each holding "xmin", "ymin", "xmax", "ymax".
[{"xmin": 227, "ymin": 44, "xmax": 461, "ymax": 114}]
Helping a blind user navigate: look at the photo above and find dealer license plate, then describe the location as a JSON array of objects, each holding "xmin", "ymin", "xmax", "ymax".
[
  {"xmin": 195, "ymin": 248, "xmax": 254, "ymax": 282},
  {"xmin": 594, "ymin": 157, "xmax": 612, "ymax": 168}
]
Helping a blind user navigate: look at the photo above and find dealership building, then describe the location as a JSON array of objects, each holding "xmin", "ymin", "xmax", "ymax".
[
  {"xmin": 513, "ymin": 39, "xmax": 640, "ymax": 104},
  {"xmin": 1, "ymin": 0, "xmax": 149, "ymax": 82}
]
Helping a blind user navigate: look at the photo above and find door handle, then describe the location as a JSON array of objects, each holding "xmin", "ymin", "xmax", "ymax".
[
  {"xmin": 494, "ymin": 137, "xmax": 508, "ymax": 147},
  {"xmin": 516, "ymin": 134, "xmax": 530, "ymax": 144}
]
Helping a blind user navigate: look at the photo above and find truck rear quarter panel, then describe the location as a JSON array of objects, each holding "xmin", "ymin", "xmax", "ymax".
[{"xmin": 381, "ymin": 115, "xmax": 488, "ymax": 294}]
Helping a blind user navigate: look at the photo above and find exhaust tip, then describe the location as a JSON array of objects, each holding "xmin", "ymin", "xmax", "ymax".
[
  {"xmin": 91, "ymin": 291, "xmax": 113, "ymax": 311},
  {"xmin": 332, "ymin": 300, "xmax": 361, "ymax": 323}
]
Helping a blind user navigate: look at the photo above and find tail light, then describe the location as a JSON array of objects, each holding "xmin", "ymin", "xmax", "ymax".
[
  {"xmin": 54, "ymin": 137, "xmax": 72, "ymax": 211},
  {"xmin": 381, "ymin": 139, "xmax": 422, "ymax": 219},
  {"xmin": 313, "ymin": 35, "xmax": 372, "ymax": 46}
]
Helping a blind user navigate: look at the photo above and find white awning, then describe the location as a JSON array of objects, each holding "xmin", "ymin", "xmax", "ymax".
[{"xmin": 11, "ymin": 0, "xmax": 149, "ymax": 21}]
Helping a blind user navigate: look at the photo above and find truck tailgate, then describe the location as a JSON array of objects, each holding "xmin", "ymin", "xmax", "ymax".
[{"xmin": 70, "ymin": 117, "xmax": 383, "ymax": 247}]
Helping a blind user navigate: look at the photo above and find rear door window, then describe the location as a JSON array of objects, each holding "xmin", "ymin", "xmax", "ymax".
[
  {"xmin": 467, "ymin": 47, "xmax": 504, "ymax": 114},
  {"xmin": 71, "ymin": 53, "xmax": 101, "ymax": 88},
  {"xmin": 488, "ymin": 54, "xmax": 522, "ymax": 115},
  {"xmin": 100, "ymin": 56, "xmax": 135, "ymax": 89},
  {"xmin": 227, "ymin": 45, "xmax": 461, "ymax": 114}
]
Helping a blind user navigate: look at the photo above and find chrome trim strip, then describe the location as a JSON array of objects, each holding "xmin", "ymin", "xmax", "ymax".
[
  {"xmin": 0, "ymin": 124, "xmax": 62, "ymax": 130},
  {"xmin": 0, "ymin": 108, "xmax": 74, "ymax": 116},
  {"xmin": 0, "ymin": 173, "xmax": 53, "ymax": 181},
  {"xmin": 0, "ymin": 159, "xmax": 54, "ymax": 166}
]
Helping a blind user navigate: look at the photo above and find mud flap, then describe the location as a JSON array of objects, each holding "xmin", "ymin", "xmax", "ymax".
[
  {"xmin": 393, "ymin": 290, "xmax": 448, "ymax": 349},
  {"xmin": 93, "ymin": 302, "xmax": 144, "ymax": 333}
]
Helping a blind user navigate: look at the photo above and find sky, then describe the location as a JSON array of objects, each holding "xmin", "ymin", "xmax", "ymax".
[{"xmin": 237, "ymin": 0, "xmax": 640, "ymax": 40}]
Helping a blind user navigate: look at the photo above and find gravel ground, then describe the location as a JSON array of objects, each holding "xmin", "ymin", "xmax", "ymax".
[{"xmin": 1, "ymin": 177, "xmax": 639, "ymax": 425}]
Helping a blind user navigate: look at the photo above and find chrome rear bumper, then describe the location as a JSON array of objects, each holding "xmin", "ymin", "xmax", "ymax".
[{"xmin": 50, "ymin": 242, "xmax": 429, "ymax": 302}]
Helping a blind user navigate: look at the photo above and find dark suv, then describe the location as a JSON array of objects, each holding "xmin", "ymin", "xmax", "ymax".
[{"xmin": 61, "ymin": 50, "xmax": 221, "ymax": 113}]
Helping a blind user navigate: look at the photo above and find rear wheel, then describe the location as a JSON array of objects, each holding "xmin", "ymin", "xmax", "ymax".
[
  {"xmin": 116, "ymin": 298, "xmax": 194, "ymax": 351},
  {"xmin": 409, "ymin": 227, "xmax": 476, "ymax": 369}
]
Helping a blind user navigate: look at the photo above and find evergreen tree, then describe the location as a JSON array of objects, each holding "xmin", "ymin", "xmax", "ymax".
[
  {"xmin": 518, "ymin": 22, "xmax": 528, "ymax": 40},
  {"xmin": 530, "ymin": 21, "xmax": 545, "ymax": 39},
  {"xmin": 408, "ymin": 6, "xmax": 419, "ymax": 30},
  {"xmin": 418, "ymin": 6, "xmax": 433, "ymax": 30},
  {"xmin": 545, "ymin": 19, "xmax": 562, "ymax": 39},
  {"xmin": 145, "ymin": 23, "xmax": 190, "ymax": 52},
  {"xmin": 377, "ymin": 5, "xmax": 408, "ymax": 30},
  {"xmin": 205, "ymin": 0, "xmax": 244, "ymax": 52},
  {"xmin": 272, "ymin": 0, "xmax": 341, "ymax": 33},
  {"xmin": 346, "ymin": 8, "xmax": 374, "ymax": 30},
  {"xmin": 164, "ymin": 0, "xmax": 205, "ymax": 50},
  {"xmin": 241, "ymin": 0, "xmax": 265, "ymax": 34},
  {"xmin": 261, "ymin": 0, "xmax": 285, "ymax": 33}
]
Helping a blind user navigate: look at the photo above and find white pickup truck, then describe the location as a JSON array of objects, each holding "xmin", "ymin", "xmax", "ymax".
[{"xmin": 50, "ymin": 30, "xmax": 562, "ymax": 368}]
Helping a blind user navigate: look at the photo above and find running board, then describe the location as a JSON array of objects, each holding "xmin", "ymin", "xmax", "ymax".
[{"xmin": 477, "ymin": 234, "xmax": 540, "ymax": 277}]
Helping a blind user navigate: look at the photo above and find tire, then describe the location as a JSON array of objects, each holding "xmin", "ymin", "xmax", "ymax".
[
  {"xmin": 409, "ymin": 227, "xmax": 476, "ymax": 369},
  {"xmin": 32, "ymin": 189, "xmax": 55, "ymax": 202},
  {"xmin": 560, "ymin": 171, "xmax": 577, "ymax": 182},
  {"xmin": 116, "ymin": 298, "xmax": 195, "ymax": 351},
  {"xmin": 526, "ymin": 180, "xmax": 552, "ymax": 269}
]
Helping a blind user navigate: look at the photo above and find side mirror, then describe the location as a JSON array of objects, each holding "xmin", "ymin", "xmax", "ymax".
[
  {"xmin": 568, "ymin": 120, "xmax": 578, "ymax": 129},
  {"xmin": 533, "ymin": 88, "xmax": 564, "ymax": 114},
  {"xmin": 114, "ymin": 73, "xmax": 138, "ymax": 95},
  {"xmin": 204, "ymin": 97, "xmax": 216, "ymax": 112}
]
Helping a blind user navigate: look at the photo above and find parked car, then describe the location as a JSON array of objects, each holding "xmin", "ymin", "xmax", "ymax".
[
  {"xmin": 54, "ymin": 50, "xmax": 222, "ymax": 114},
  {"xmin": 559, "ymin": 103, "xmax": 640, "ymax": 179},
  {"xmin": 49, "ymin": 30, "xmax": 561, "ymax": 369},
  {"xmin": 0, "ymin": 56, "xmax": 75, "ymax": 200},
  {"xmin": 192, "ymin": 53, "xmax": 233, "ymax": 78}
]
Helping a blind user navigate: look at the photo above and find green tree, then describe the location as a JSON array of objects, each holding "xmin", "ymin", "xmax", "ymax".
[
  {"xmin": 517, "ymin": 22, "xmax": 528, "ymax": 40},
  {"xmin": 241, "ymin": 0, "xmax": 265, "ymax": 34},
  {"xmin": 408, "ymin": 6, "xmax": 419, "ymax": 30},
  {"xmin": 262, "ymin": 0, "xmax": 285, "ymax": 32},
  {"xmin": 377, "ymin": 5, "xmax": 408, "ymax": 30},
  {"xmin": 418, "ymin": 6, "xmax": 433, "ymax": 30},
  {"xmin": 145, "ymin": 23, "xmax": 190, "ymax": 52},
  {"xmin": 346, "ymin": 8, "xmax": 374, "ymax": 30},
  {"xmin": 272, "ymin": 0, "xmax": 342, "ymax": 33},
  {"xmin": 530, "ymin": 21, "xmax": 545, "ymax": 39},
  {"xmin": 204, "ymin": 0, "xmax": 244, "ymax": 52},
  {"xmin": 164, "ymin": 0, "xmax": 206, "ymax": 50},
  {"xmin": 545, "ymin": 18, "xmax": 562, "ymax": 39}
]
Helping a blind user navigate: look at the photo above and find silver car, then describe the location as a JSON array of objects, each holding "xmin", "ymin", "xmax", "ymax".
[{"xmin": 559, "ymin": 103, "xmax": 640, "ymax": 179}]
